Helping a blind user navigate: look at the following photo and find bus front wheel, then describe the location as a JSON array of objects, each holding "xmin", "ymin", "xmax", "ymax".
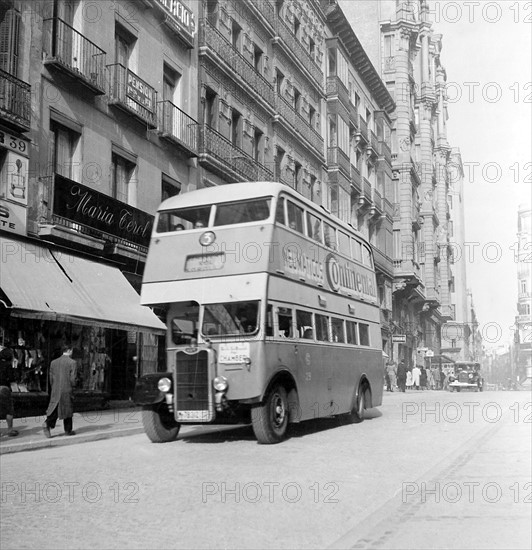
[
  {"xmin": 142, "ymin": 403, "xmax": 180, "ymax": 443},
  {"xmin": 251, "ymin": 385, "xmax": 289, "ymax": 444}
]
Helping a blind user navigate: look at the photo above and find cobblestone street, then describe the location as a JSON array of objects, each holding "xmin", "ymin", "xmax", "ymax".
[{"xmin": 1, "ymin": 390, "xmax": 530, "ymax": 549}]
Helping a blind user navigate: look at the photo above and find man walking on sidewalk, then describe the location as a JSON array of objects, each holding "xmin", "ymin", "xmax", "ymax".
[
  {"xmin": 43, "ymin": 344, "xmax": 77, "ymax": 438},
  {"xmin": 0, "ymin": 342, "xmax": 18, "ymax": 437}
]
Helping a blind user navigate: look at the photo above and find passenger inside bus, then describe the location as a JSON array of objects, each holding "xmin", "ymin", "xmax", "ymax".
[{"xmin": 277, "ymin": 308, "xmax": 293, "ymax": 338}]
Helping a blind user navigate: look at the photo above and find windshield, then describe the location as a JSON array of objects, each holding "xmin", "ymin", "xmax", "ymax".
[{"xmin": 202, "ymin": 301, "xmax": 260, "ymax": 337}]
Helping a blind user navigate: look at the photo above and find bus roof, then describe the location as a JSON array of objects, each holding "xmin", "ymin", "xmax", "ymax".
[{"xmin": 158, "ymin": 181, "xmax": 365, "ymax": 240}]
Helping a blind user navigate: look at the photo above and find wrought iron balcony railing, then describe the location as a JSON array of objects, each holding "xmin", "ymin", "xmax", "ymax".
[
  {"xmin": 107, "ymin": 64, "xmax": 157, "ymax": 128},
  {"xmin": 327, "ymin": 146, "xmax": 350, "ymax": 176},
  {"xmin": 274, "ymin": 92, "xmax": 324, "ymax": 155},
  {"xmin": 43, "ymin": 17, "xmax": 106, "ymax": 94},
  {"xmin": 199, "ymin": 20, "xmax": 274, "ymax": 107},
  {"xmin": 274, "ymin": 17, "xmax": 323, "ymax": 87},
  {"xmin": 0, "ymin": 68, "xmax": 31, "ymax": 131},
  {"xmin": 199, "ymin": 125, "xmax": 273, "ymax": 182},
  {"xmin": 157, "ymin": 100, "xmax": 198, "ymax": 156},
  {"xmin": 247, "ymin": 0, "xmax": 274, "ymax": 22}
]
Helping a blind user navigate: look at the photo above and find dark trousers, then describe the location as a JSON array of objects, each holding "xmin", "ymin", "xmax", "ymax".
[
  {"xmin": 398, "ymin": 378, "xmax": 406, "ymax": 392},
  {"xmin": 45, "ymin": 405, "xmax": 73, "ymax": 434}
]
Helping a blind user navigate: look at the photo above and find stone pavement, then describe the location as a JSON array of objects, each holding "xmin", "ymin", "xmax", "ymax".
[{"xmin": 0, "ymin": 406, "xmax": 145, "ymax": 455}]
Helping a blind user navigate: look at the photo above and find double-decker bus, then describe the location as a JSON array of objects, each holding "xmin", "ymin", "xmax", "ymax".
[{"xmin": 134, "ymin": 182, "xmax": 383, "ymax": 444}]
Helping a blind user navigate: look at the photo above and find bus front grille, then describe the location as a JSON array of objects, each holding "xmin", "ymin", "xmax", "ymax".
[{"xmin": 174, "ymin": 349, "xmax": 213, "ymax": 421}]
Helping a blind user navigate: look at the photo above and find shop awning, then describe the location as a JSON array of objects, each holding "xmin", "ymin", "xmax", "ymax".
[{"xmin": 0, "ymin": 236, "xmax": 165, "ymax": 334}]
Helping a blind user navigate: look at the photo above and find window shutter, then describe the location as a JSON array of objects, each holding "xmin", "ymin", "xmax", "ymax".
[{"xmin": 0, "ymin": 7, "xmax": 21, "ymax": 76}]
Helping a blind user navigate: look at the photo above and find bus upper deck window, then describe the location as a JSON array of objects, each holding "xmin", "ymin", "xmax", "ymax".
[
  {"xmin": 287, "ymin": 201, "xmax": 304, "ymax": 234},
  {"xmin": 214, "ymin": 198, "xmax": 271, "ymax": 226},
  {"xmin": 351, "ymin": 239, "xmax": 362, "ymax": 262},
  {"xmin": 307, "ymin": 212, "xmax": 323, "ymax": 244},
  {"xmin": 362, "ymin": 245, "xmax": 373, "ymax": 267},
  {"xmin": 157, "ymin": 205, "xmax": 211, "ymax": 233},
  {"xmin": 275, "ymin": 197, "xmax": 286, "ymax": 225},
  {"xmin": 324, "ymin": 222, "xmax": 337, "ymax": 250}
]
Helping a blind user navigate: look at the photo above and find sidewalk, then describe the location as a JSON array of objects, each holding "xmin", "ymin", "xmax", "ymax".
[{"xmin": 0, "ymin": 407, "xmax": 145, "ymax": 455}]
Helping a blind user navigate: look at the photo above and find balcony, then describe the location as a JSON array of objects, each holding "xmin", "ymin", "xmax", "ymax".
[
  {"xmin": 383, "ymin": 198, "xmax": 394, "ymax": 219},
  {"xmin": 379, "ymin": 140, "xmax": 392, "ymax": 163},
  {"xmin": 373, "ymin": 246, "xmax": 393, "ymax": 279},
  {"xmin": 350, "ymin": 164, "xmax": 362, "ymax": 194},
  {"xmin": 43, "ymin": 17, "xmax": 106, "ymax": 95},
  {"xmin": 362, "ymin": 177, "xmax": 372, "ymax": 201},
  {"xmin": 368, "ymin": 130, "xmax": 379, "ymax": 157},
  {"xmin": 274, "ymin": 17, "xmax": 323, "ymax": 88},
  {"xmin": 357, "ymin": 116, "xmax": 368, "ymax": 144},
  {"xmin": 274, "ymin": 92, "xmax": 324, "ymax": 157},
  {"xmin": 0, "ymin": 69, "xmax": 31, "ymax": 132},
  {"xmin": 247, "ymin": 0, "xmax": 275, "ymax": 22},
  {"xmin": 393, "ymin": 259, "xmax": 423, "ymax": 287},
  {"xmin": 157, "ymin": 101, "xmax": 198, "ymax": 157},
  {"xmin": 199, "ymin": 125, "xmax": 273, "ymax": 182},
  {"xmin": 372, "ymin": 188, "xmax": 383, "ymax": 213},
  {"xmin": 441, "ymin": 304, "xmax": 455, "ymax": 321},
  {"xmin": 327, "ymin": 146, "xmax": 350, "ymax": 177},
  {"xmin": 326, "ymin": 76, "xmax": 350, "ymax": 109},
  {"xmin": 199, "ymin": 20, "xmax": 274, "ymax": 108},
  {"xmin": 107, "ymin": 64, "xmax": 157, "ymax": 128}
]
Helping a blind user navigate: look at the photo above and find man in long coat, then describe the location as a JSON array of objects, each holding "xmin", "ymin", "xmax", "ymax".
[
  {"xmin": 396, "ymin": 360, "xmax": 407, "ymax": 392},
  {"xmin": 43, "ymin": 344, "xmax": 76, "ymax": 437}
]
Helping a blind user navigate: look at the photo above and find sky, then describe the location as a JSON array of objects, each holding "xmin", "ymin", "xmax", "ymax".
[{"xmin": 430, "ymin": 0, "xmax": 532, "ymax": 349}]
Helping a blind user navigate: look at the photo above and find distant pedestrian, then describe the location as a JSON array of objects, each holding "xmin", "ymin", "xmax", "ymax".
[
  {"xmin": 43, "ymin": 344, "xmax": 77, "ymax": 438},
  {"xmin": 397, "ymin": 360, "xmax": 407, "ymax": 392},
  {"xmin": 0, "ymin": 343, "xmax": 18, "ymax": 437},
  {"xmin": 412, "ymin": 365, "xmax": 421, "ymax": 390},
  {"xmin": 420, "ymin": 366, "xmax": 427, "ymax": 390},
  {"xmin": 406, "ymin": 369, "xmax": 413, "ymax": 390},
  {"xmin": 385, "ymin": 361, "xmax": 397, "ymax": 392}
]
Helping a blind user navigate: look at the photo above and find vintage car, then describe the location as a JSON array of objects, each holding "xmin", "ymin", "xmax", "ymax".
[{"xmin": 448, "ymin": 362, "xmax": 484, "ymax": 392}]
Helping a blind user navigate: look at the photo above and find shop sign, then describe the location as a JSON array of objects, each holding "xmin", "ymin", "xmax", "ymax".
[
  {"xmin": 0, "ymin": 200, "xmax": 27, "ymax": 235},
  {"xmin": 126, "ymin": 71, "xmax": 155, "ymax": 112},
  {"xmin": 53, "ymin": 175, "xmax": 153, "ymax": 247},
  {"xmin": 0, "ymin": 149, "xmax": 28, "ymax": 206},
  {"xmin": 392, "ymin": 334, "xmax": 407, "ymax": 343},
  {"xmin": 152, "ymin": 0, "xmax": 196, "ymax": 46}
]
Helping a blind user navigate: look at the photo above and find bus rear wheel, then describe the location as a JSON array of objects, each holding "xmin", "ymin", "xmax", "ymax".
[
  {"xmin": 251, "ymin": 385, "xmax": 288, "ymax": 444},
  {"xmin": 142, "ymin": 403, "xmax": 180, "ymax": 443},
  {"xmin": 340, "ymin": 383, "xmax": 368, "ymax": 425}
]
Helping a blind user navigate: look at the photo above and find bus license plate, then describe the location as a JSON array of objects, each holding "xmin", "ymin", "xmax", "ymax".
[
  {"xmin": 177, "ymin": 410, "xmax": 210, "ymax": 421},
  {"xmin": 185, "ymin": 253, "xmax": 225, "ymax": 272}
]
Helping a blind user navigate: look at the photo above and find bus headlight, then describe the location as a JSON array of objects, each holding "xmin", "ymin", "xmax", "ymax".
[
  {"xmin": 199, "ymin": 231, "xmax": 216, "ymax": 246},
  {"xmin": 213, "ymin": 376, "xmax": 228, "ymax": 392},
  {"xmin": 157, "ymin": 377, "xmax": 172, "ymax": 393}
]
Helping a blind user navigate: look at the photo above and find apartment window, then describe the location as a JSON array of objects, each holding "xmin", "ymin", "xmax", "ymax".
[
  {"xmin": 252, "ymin": 127, "xmax": 263, "ymax": 163},
  {"xmin": 293, "ymin": 16, "xmax": 300, "ymax": 39},
  {"xmin": 275, "ymin": 146, "xmax": 285, "ymax": 181},
  {"xmin": 520, "ymin": 280, "xmax": 527, "ymax": 294},
  {"xmin": 309, "ymin": 37, "xmax": 315, "ymax": 59},
  {"xmin": 294, "ymin": 162, "xmax": 302, "ymax": 193},
  {"xmin": 328, "ymin": 49, "xmax": 336, "ymax": 77},
  {"xmin": 449, "ymin": 276, "xmax": 455, "ymax": 293},
  {"xmin": 231, "ymin": 19, "xmax": 241, "ymax": 50},
  {"xmin": 112, "ymin": 153, "xmax": 135, "ymax": 204},
  {"xmin": 275, "ymin": 68, "xmax": 284, "ymax": 95},
  {"xmin": 329, "ymin": 117, "xmax": 337, "ymax": 148},
  {"xmin": 231, "ymin": 109, "xmax": 242, "ymax": 148},
  {"xmin": 308, "ymin": 104, "xmax": 316, "ymax": 129},
  {"xmin": 51, "ymin": 121, "xmax": 80, "ymax": 180},
  {"xmin": 253, "ymin": 44, "xmax": 263, "ymax": 72},
  {"xmin": 115, "ymin": 24, "xmax": 134, "ymax": 67},
  {"xmin": 384, "ymin": 34, "xmax": 393, "ymax": 58},
  {"xmin": 204, "ymin": 87, "xmax": 217, "ymax": 128},
  {"xmin": 293, "ymin": 87, "xmax": 301, "ymax": 113},
  {"xmin": 0, "ymin": 4, "xmax": 21, "ymax": 76},
  {"xmin": 162, "ymin": 174, "xmax": 180, "ymax": 202},
  {"xmin": 206, "ymin": 0, "xmax": 218, "ymax": 26},
  {"xmin": 310, "ymin": 174, "xmax": 317, "ymax": 203},
  {"xmin": 448, "ymin": 221, "xmax": 454, "ymax": 237},
  {"xmin": 448, "ymin": 194, "xmax": 453, "ymax": 209}
]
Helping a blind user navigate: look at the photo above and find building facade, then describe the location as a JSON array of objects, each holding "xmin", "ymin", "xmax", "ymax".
[
  {"xmin": 340, "ymin": 0, "xmax": 471, "ymax": 368},
  {"xmin": 0, "ymin": 0, "xmax": 199, "ymax": 402},
  {"xmin": 515, "ymin": 204, "xmax": 532, "ymax": 385}
]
